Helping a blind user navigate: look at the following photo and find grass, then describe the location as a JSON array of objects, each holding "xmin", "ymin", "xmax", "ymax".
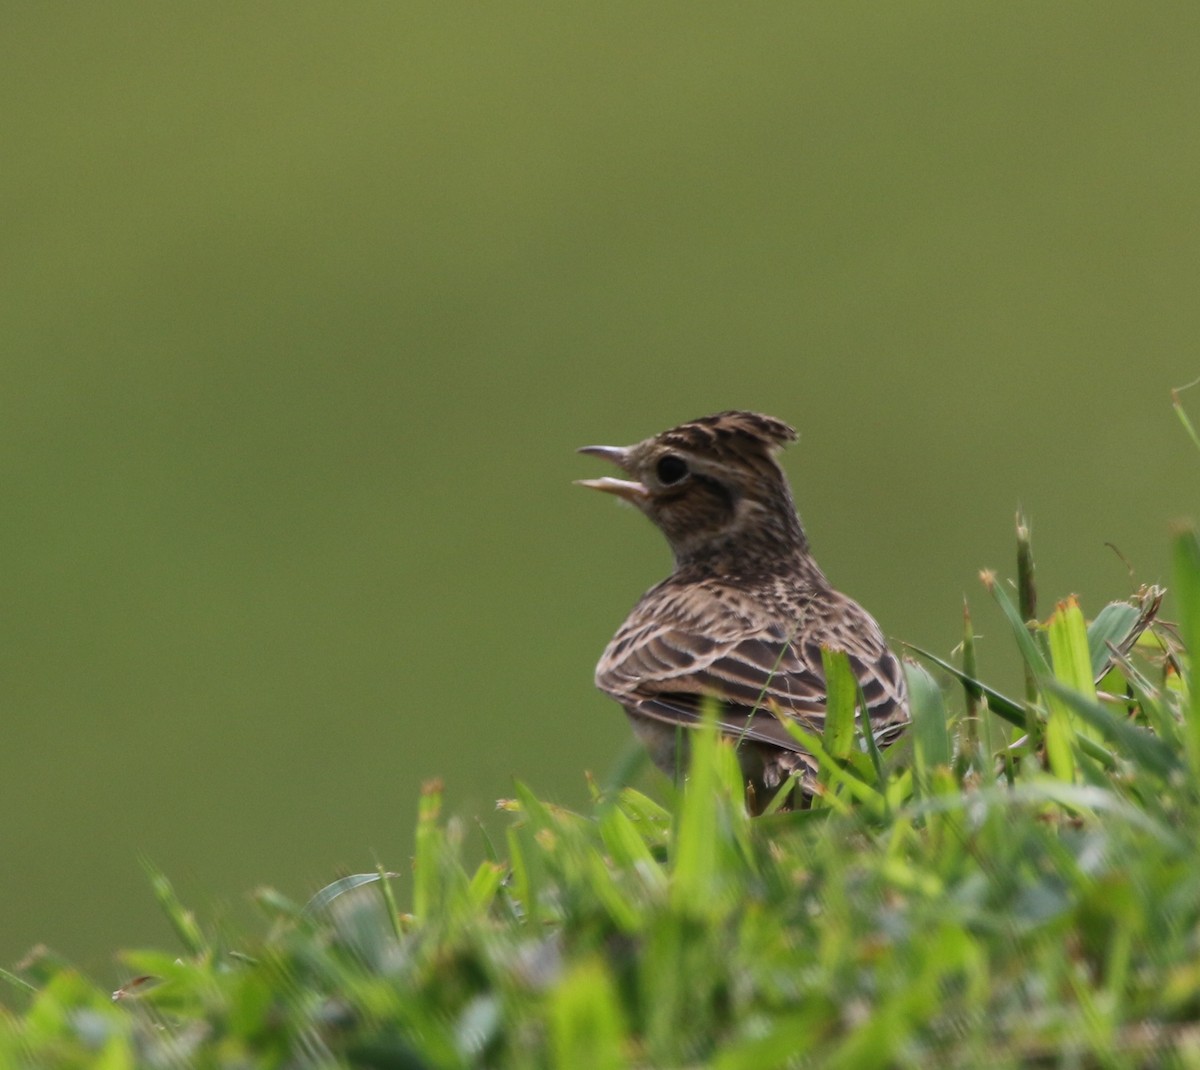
[{"xmin": 5, "ymin": 524, "xmax": 1200, "ymax": 1068}]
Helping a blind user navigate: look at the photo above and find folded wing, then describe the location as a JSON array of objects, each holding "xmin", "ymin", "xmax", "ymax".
[{"xmin": 596, "ymin": 594, "xmax": 909, "ymax": 754}]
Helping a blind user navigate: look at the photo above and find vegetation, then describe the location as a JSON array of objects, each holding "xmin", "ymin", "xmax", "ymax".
[{"xmin": 5, "ymin": 522, "xmax": 1200, "ymax": 1066}]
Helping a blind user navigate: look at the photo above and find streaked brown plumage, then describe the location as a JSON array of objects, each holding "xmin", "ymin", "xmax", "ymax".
[{"xmin": 578, "ymin": 410, "xmax": 908, "ymax": 808}]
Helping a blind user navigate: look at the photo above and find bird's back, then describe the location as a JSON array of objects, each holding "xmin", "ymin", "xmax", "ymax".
[{"xmin": 597, "ymin": 570, "xmax": 909, "ymax": 794}]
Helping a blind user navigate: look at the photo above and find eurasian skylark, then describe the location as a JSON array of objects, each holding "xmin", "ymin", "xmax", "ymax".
[{"xmin": 578, "ymin": 410, "xmax": 909, "ymax": 808}]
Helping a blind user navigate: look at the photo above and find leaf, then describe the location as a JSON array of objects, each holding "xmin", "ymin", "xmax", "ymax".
[
  {"xmin": 141, "ymin": 858, "xmax": 207, "ymax": 957},
  {"xmin": 905, "ymin": 660, "xmax": 952, "ymax": 787},
  {"xmin": 1086, "ymin": 601, "xmax": 1141, "ymax": 680},
  {"xmin": 1172, "ymin": 379, "xmax": 1200, "ymax": 453},
  {"xmin": 670, "ymin": 702, "xmax": 724, "ymax": 913},
  {"xmin": 1043, "ymin": 597, "xmax": 1093, "ymax": 781},
  {"xmin": 302, "ymin": 872, "xmax": 394, "ymax": 917},
  {"xmin": 413, "ymin": 778, "xmax": 444, "ymax": 920},
  {"xmin": 466, "ymin": 862, "xmax": 506, "ymax": 912},
  {"xmin": 598, "ymin": 804, "xmax": 667, "ymax": 898},
  {"xmin": 821, "ymin": 647, "xmax": 857, "ymax": 760},
  {"xmin": 907, "ymin": 644, "xmax": 1117, "ymax": 770},
  {"xmin": 983, "ymin": 569, "xmax": 1051, "ymax": 677},
  {"xmin": 775, "ymin": 717, "xmax": 886, "ymax": 812},
  {"xmin": 1172, "ymin": 526, "xmax": 1200, "ymax": 775},
  {"xmin": 1042, "ymin": 680, "xmax": 1181, "ymax": 781},
  {"xmin": 1086, "ymin": 587, "xmax": 1164, "ymax": 682},
  {"xmin": 1048, "ymin": 597, "xmax": 1097, "ymax": 700},
  {"xmin": 550, "ymin": 961, "xmax": 627, "ymax": 1070}
]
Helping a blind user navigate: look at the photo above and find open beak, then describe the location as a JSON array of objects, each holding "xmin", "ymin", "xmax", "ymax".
[{"xmin": 575, "ymin": 445, "xmax": 649, "ymax": 504}]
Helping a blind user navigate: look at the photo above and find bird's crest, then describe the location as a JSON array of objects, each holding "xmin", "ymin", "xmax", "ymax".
[{"xmin": 657, "ymin": 410, "xmax": 798, "ymax": 457}]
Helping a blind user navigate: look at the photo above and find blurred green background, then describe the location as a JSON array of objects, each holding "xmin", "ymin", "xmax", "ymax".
[{"xmin": 3, "ymin": 4, "xmax": 1197, "ymax": 971}]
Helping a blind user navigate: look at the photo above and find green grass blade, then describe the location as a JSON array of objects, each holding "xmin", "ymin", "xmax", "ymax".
[
  {"xmin": 1043, "ymin": 597, "xmax": 1094, "ymax": 781},
  {"xmin": 1041, "ymin": 680, "xmax": 1181, "ymax": 781},
  {"xmin": 598, "ymin": 803, "xmax": 663, "ymax": 885},
  {"xmin": 858, "ymin": 683, "xmax": 888, "ymax": 795},
  {"xmin": 1017, "ymin": 510, "xmax": 1039, "ymax": 703},
  {"xmin": 376, "ymin": 861, "xmax": 405, "ymax": 940},
  {"xmin": 302, "ymin": 872, "xmax": 392, "ymax": 918},
  {"xmin": 1086, "ymin": 601, "xmax": 1141, "ymax": 680},
  {"xmin": 466, "ymin": 861, "xmax": 506, "ymax": 912},
  {"xmin": 0, "ymin": 967, "xmax": 36, "ymax": 995},
  {"xmin": 906, "ymin": 644, "xmax": 1026, "ymax": 729},
  {"xmin": 616, "ymin": 787, "xmax": 672, "ymax": 836},
  {"xmin": 983, "ymin": 569, "xmax": 1052, "ymax": 678},
  {"xmin": 412, "ymin": 778, "xmax": 444, "ymax": 921},
  {"xmin": 1172, "ymin": 379, "xmax": 1200, "ymax": 452},
  {"xmin": 908, "ymin": 643, "xmax": 1117, "ymax": 769},
  {"xmin": 1048, "ymin": 597, "xmax": 1097, "ymax": 700},
  {"xmin": 550, "ymin": 961, "xmax": 627, "ymax": 1070},
  {"xmin": 776, "ymin": 719, "xmax": 886, "ymax": 812},
  {"xmin": 905, "ymin": 660, "xmax": 951, "ymax": 791},
  {"xmin": 141, "ymin": 858, "xmax": 207, "ymax": 957},
  {"xmin": 821, "ymin": 647, "xmax": 857, "ymax": 760},
  {"xmin": 961, "ymin": 598, "xmax": 981, "ymax": 757},
  {"xmin": 670, "ymin": 702, "xmax": 725, "ymax": 913},
  {"xmin": 1172, "ymin": 525, "xmax": 1200, "ymax": 776}
]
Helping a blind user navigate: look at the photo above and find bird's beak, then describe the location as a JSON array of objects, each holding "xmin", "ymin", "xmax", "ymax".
[{"xmin": 575, "ymin": 445, "xmax": 649, "ymax": 503}]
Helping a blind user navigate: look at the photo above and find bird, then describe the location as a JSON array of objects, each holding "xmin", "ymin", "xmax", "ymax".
[{"xmin": 577, "ymin": 410, "xmax": 909, "ymax": 810}]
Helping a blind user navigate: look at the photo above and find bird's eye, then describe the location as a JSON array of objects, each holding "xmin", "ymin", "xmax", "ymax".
[{"xmin": 655, "ymin": 454, "xmax": 689, "ymax": 485}]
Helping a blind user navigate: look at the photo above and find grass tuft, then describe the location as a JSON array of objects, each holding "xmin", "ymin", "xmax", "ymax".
[{"xmin": 3, "ymin": 523, "xmax": 1200, "ymax": 1067}]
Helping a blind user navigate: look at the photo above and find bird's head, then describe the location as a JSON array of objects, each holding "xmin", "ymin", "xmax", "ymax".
[{"xmin": 577, "ymin": 410, "xmax": 808, "ymax": 566}]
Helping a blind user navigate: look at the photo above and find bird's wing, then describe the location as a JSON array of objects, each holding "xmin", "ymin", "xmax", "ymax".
[{"xmin": 597, "ymin": 592, "xmax": 909, "ymax": 754}]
